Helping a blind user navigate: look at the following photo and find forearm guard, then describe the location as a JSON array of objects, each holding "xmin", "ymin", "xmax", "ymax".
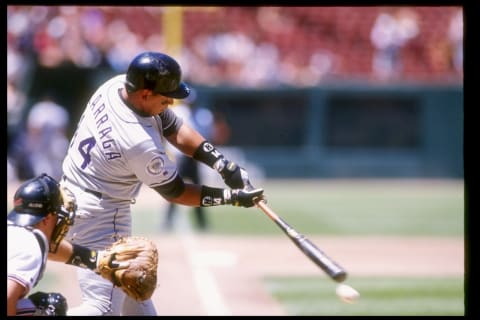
[
  {"xmin": 200, "ymin": 186, "xmax": 230, "ymax": 207},
  {"xmin": 192, "ymin": 140, "xmax": 226, "ymax": 171}
]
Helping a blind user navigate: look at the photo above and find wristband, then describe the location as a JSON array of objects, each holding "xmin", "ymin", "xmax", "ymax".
[
  {"xmin": 66, "ymin": 244, "xmax": 98, "ymax": 270},
  {"xmin": 192, "ymin": 141, "xmax": 225, "ymax": 170},
  {"xmin": 200, "ymin": 186, "xmax": 232, "ymax": 207}
]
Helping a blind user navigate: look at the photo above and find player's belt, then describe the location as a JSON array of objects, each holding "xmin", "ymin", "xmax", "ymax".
[{"xmin": 62, "ymin": 175, "xmax": 103, "ymax": 199}]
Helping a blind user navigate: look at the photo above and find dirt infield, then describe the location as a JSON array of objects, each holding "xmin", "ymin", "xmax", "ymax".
[
  {"xmin": 11, "ymin": 181, "xmax": 463, "ymax": 315},
  {"xmin": 46, "ymin": 234, "xmax": 463, "ymax": 316}
]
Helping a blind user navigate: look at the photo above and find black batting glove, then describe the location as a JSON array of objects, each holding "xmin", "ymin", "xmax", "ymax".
[
  {"xmin": 216, "ymin": 159, "xmax": 251, "ymax": 189},
  {"xmin": 192, "ymin": 141, "xmax": 252, "ymax": 189},
  {"xmin": 227, "ymin": 188, "xmax": 264, "ymax": 208},
  {"xmin": 200, "ymin": 186, "xmax": 264, "ymax": 208}
]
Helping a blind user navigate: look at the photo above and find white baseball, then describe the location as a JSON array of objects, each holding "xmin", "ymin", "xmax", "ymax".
[{"xmin": 335, "ymin": 284, "xmax": 360, "ymax": 303}]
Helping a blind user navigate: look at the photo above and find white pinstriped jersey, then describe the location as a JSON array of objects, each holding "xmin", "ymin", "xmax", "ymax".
[{"xmin": 62, "ymin": 75, "xmax": 179, "ymax": 202}]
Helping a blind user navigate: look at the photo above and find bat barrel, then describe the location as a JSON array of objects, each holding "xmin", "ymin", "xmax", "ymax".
[
  {"xmin": 256, "ymin": 199, "xmax": 348, "ymax": 283},
  {"xmin": 297, "ymin": 237, "xmax": 347, "ymax": 282}
]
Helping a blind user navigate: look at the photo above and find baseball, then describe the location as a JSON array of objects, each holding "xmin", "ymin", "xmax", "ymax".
[{"xmin": 335, "ymin": 284, "xmax": 360, "ymax": 304}]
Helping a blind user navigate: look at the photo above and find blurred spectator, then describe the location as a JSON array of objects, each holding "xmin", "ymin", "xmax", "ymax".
[
  {"xmin": 210, "ymin": 110, "xmax": 231, "ymax": 146},
  {"xmin": 10, "ymin": 95, "xmax": 70, "ymax": 181},
  {"xmin": 370, "ymin": 7, "xmax": 419, "ymax": 81},
  {"xmin": 7, "ymin": 80, "xmax": 28, "ymax": 151},
  {"xmin": 105, "ymin": 19, "xmax": 146, "ymax": 72},
  {"xmin": 448, "ymin": 8, "xmax": 463, "ymax": 76},
  {"xmin": 7, "ymin": 6, "xmax": 462, "ymax": 93},
  {"xmin": 162, "ymin": 89, "xmax": 214, "ymax": 231},
  {"xmin": 236, "ymin": 40, "xmax": 282, "ymax": 87},
  {"xmin": 307, "ymin": 49, "xmax": 337, "ymax": 83}
]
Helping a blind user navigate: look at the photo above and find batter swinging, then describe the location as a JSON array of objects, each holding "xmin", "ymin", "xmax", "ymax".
[{"xmin": 57, "ymin": 51, "xmax": 263, "ymax": 315}]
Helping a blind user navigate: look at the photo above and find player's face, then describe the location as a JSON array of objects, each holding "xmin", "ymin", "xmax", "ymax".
[{"xmin": 142, "ymin": 91, "xmax": 175, "ymax": 115}]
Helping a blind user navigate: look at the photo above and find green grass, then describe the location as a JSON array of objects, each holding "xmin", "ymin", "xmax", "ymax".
[
  {"xmin": 30, "ymin": 271, "xmax": 60, "ymax": 295},
  {"xmin": 264, "ymin": 276, "xmax": 464, "ymax": 316},
  {"xmin": 133, "ymin": 179, "xmax": 464, "ymax": 237},
  {"xmin": 128, "ymin": 179, "xmax": 466, "ymax": 317}
]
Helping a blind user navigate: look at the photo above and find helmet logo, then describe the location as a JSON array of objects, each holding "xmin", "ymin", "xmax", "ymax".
[
  {"xmin": 156, "ymin": 60, "xmax": 169, "ymax": 76},
  {"xmin": 28, "ymin": 202, "xmax": 44, "ymax": 209}
]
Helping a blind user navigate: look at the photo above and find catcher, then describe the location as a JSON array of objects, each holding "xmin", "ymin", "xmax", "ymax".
[
  {"xmin": 7, "ymin": 174, "xmax": 73, "ymax": 316},
  {"xmin": 8, "ymin": 174, "xmax": 158, "ymax": 316}
]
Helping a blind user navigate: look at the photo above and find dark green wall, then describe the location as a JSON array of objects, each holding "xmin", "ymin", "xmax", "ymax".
[{"xmin": 196, "ymin": 84, "xmax": 463, "ymax": 178}]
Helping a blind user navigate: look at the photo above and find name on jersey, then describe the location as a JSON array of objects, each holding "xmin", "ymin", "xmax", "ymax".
[{"xmin": 89, "ymin": 94, "xmax": 121, "ymax": 161}]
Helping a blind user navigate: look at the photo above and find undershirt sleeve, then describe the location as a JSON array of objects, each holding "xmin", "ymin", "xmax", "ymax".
[
  {"xmin": 152, "ymin": 174, "xmax": 186, "ymax": 199},
  {"xmin": 160, "ymin": 108, "xmax": 184, "ymax": 137}
]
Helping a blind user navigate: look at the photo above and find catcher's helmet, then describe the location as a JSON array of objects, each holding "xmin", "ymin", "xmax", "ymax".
[
  {"xmin": 7, "ymin": 173, "xmax": 63, "ymax": 227},
  {"xmin": 125, "ymin": 52, "xmax": 190, "ymax": 99}
]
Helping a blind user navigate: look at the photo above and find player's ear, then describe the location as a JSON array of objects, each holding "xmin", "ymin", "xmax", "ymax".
[
  {"xmin": 141, "ymin": 89, "xmax": 152, "ymax": 99},
  {"xmin": 45, "ymin": 212, "xmax": 58, "ymax": 225},
  {"xmin": 33, "ymin": 212, "xmax": 54, "ymax": 228}
]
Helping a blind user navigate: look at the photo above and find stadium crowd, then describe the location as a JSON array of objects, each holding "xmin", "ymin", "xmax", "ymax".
[{"xmin": 7, "ymin": 6, "xmax": 463, "ymax": 183}]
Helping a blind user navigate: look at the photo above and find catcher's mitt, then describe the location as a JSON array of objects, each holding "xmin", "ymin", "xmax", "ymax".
[{"xmin": 97, "ymin": 236, "xmax": 158, "ymax": 301}]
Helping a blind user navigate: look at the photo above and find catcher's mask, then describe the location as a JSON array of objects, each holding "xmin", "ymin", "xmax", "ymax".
[
  {"xmin": 49, "ymin": 204, "xmax": 75, "ymax": 253},
  {"xmin": 7, "ymin": 173, "xmax": 75, "ymax": 253},
  {"xmin": 125, "ymin": 51, "xmax": 191, "ymax": 99}
]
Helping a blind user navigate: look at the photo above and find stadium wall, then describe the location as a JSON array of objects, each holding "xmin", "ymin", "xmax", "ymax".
[{"xmin": 196, "ymin": 84, "xmax": 463, "ymax": 178}]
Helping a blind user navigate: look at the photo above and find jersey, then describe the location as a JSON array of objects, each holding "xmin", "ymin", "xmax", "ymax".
[
  {"xmin": 7, "ymin": 223, "xmax": 48, "ymax": 296},
  {"xmin": 62, "ymin": 74, "xmax": 181, "ymax": 203},
  {"xmin": 60, "ymin": 74, "xmax": 176, "ymax": 315}
]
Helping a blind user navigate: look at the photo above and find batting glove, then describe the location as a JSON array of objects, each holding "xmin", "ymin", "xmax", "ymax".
[
  {"xmin": 216, "ymin": 159, "xmax": 251, "ymax": 189},
  {"xmin": 227, "ymin": 188, "xmax": 264, "ymax": 208}
]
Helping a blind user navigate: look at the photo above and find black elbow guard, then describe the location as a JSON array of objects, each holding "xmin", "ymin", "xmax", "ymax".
[{"xmin": 152, "ymin": 174, "xmax": 186, "ymax": 199}]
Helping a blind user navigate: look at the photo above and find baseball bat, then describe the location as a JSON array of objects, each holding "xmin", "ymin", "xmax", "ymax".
[{"xmin": 254, "ymin": 198, "xmax": 347, "ymax": 283}]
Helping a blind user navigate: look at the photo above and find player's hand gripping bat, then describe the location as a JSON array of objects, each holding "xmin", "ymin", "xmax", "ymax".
[{"xmin": 248, "ymin": 183, "xmax": 347, "ymax": 282}]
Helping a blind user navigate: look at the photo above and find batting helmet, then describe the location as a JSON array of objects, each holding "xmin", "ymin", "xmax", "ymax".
[
  {"xmin": 125, "ymin": 52, "xmax": 190, "ymax": 99},
  {"xmin": 8, "ymin": 174, "xmax": 63, "ymax": 226}
]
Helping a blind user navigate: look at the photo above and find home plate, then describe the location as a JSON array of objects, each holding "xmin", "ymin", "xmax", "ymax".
[{"xmin": 192, "ymin": 250, "xmax": 238, "ymax": 267}]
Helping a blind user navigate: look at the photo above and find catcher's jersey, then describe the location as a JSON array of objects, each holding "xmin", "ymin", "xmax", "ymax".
[
  {"xmin": 62, "ymin": 75, "xmax": 179, "ymax": 201},
  {"xmin": 7, "ymin": 223, "xmax": 48, "ymax": 295}
]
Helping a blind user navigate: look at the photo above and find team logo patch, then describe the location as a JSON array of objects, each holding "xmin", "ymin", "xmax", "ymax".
[{"xmin": 146, "ymin": 156, "xmax": 165, "ymax": 176}]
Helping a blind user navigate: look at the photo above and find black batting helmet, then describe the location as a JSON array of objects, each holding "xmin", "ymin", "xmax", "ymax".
[
  {"xmin": 7, "ymin": 173, "xmax": 63, "ymax": 227},
  {"xmin": 125, "ymin": 52, "xmax": 190, "ymax": 99}
]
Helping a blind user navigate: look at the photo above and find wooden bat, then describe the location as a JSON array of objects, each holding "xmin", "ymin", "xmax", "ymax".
[{"xmin": 255, "ymin": 199, "xmax": 347, "ymax": 282}]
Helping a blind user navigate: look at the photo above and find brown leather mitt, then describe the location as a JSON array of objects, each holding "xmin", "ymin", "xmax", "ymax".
[{"xmin": 97, "ymin": 236, "xmax": 158, "ymax": 301}]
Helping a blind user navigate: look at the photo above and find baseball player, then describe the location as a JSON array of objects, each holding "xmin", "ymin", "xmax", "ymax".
[
  {"xmin": 7, "ymin": 173, "xmax": 74, "ymax": 316},
  {"xmin": 8, "ymin": 173, "xmax": 134, "ymax": 315},
  {"xmin": 56, "ymin": 51, "xmax": 264, "ymax": 315}
]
